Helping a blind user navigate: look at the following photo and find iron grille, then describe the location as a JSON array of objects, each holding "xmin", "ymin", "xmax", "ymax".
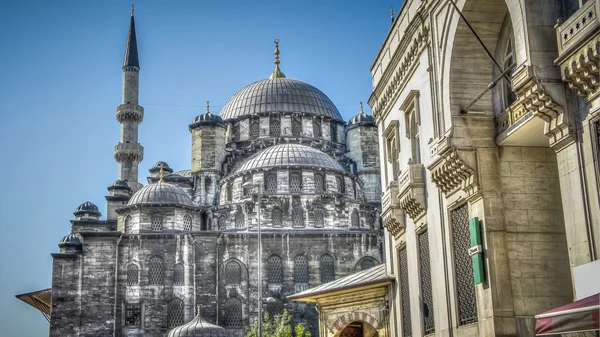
[
  {"xmin": 292, "ymin": 206, "xmax": 304, "ymax": 227},
  {"xmin": 351, "ymin": 210, "xmax": 360, "ymax": 228},
  {"xmin": 336, "ymin": 176, "xmax": 344, "ymax": 193},
  {"xmin": 266, "ymin": 174, "xmax": 277, "ymax": 194},
  {"xmin": 151, "ymin": 214, "xmax": 162, "ymax": 231},
  {"xmin": 270, "ymin": 117, "xmax": 281, "ymax": 137},
  {"xmin": 125, "ymin": 216, "xmax": 133, "ymax": 233},
  {"xmin": 148, "ymin": 256, "xmax": 164, "ymax": 285},
  {"xmin": 225, "ymin": 261, "xmax": 242, "ymax": 285},
  {"xmin": 127, "ymin": 264, "xmax": 139, "ymax": 286},
  {"xmin": 290, "ymin": 173, "xmax": 302, "ymax": 193},
  {"xmin": 218, "ymin": 216, "xmax": 226, "ymax": 230},
  {"xmin": 272, "ymin": 209, "xmax": 282, "ymax": 228},
  {"xmin": 233, "ymin": 124, "xmax": 240, "ymax": 141},
  {"xmin": 250, "ymin": 119, "xmax": 259, "ymax": 138},
  {"xmin": 124, "ymin": 303, "xmax": 141, "ymax": 326},
  {"xmin": 313, "ymin": 120, "xmax": 322, "ymax": 138},
  {"xmin": 419, "ymin": 230, "xmax": 435, "ymax": 334},
  {"xmin": 320, "ymin": 254, "xmax": 335, "ymax": 283},
  {"xmin": 451, "ymin": 204, "xmax": 478, "ymax": 325},
  {"xmin": 173, "ymin": 264, "xmax": 184, "ymax": 286},
  {"xmin": 330, "ymin": 122, "xmax": 337, "ymax": 142},
  {"xmin": 225, "ymin": 297, "xmax": 243, "ymax": 328},
  {"xmin": 235, "ymin": 212, "xmax": 245, "ymax": 229},
  {"xmin": 315, "ymin": 174, "xmax": 325, "ymax": 193},
  {"xmin": 292, "ymin": 116, "xmax": 302, "ymax": 137},
  {"xmin": 313, "ymin": 209, "xmax": 324, "ymax": 228},
  {"xmin": 268, "ymin": 255, "xmax": 283, "ymax": 284},
  {"xmin": 294, "ymin": 255, "xmax": 309, "ymax": 283},
  {"xmin": 227, "ymin": 183, "xmax": 233, "ymax": 201},
  {"xmin": 399, "ymin": 247, "xmax": 412, "ymax": 337},
  {"xmin": 167, "ymin": 298, "xmax": 184, "ymax": 328},
  {"xmin": 596, "ymin": 122, "xmax": 600, "ymax": 160},
  {"xmin": 360, "ymin": 259, "xmax": 375, "ymax": 270},
  {"xmin": 183, "ymin": 215, "xmax": 192, "ymax": 232},
  {"xmin": 266, "ymin": 299, "xmax": 284, "ymax": 318}
]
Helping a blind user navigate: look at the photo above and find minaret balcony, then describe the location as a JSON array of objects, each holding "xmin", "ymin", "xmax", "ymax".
[
  {"xmin": 114, "ymin": 142, "xmax": 144, "ymax": 162},
  {"xmin": 381, "ymin": 180, "xmax": 404, "ymax": 238},
  {"xmin": 116, "ymin": 104, "xmax": 144, "ymax": 123},
  {"xmin": 397, "ymin": 163, "xmax": 426, "ymax": 221}
]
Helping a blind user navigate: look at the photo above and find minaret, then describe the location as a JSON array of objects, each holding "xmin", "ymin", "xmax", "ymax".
[{"xmin": 114, "ymin": 5, "xmax": 144, "ymax": 191}]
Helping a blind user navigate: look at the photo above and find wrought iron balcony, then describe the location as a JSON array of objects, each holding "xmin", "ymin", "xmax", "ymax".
[{"xmin": 397, "ymin": 163, "xmax": 426, "ymax": 221}]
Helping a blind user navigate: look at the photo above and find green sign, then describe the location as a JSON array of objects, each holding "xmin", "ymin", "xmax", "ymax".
[{"xmin": 469, "ymin": 217, "xmax": 485, "ymax": 284}]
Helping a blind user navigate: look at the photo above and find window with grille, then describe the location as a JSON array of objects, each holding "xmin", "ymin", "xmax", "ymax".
[
  {"xmin": 183, "ymin": 215, "xmax": 192, "ymax": 232},
  {"xmin": 360, "ymin": 258, "xmax": 376, "ymax": 271},
  {"xmin": 313, "ymin": 209, "xmax": 324, "ymax": 228},
  {"xmin": 336, "ymin": 176, "xmax": 344, "ymax": 193},
  {"xmin": 151, "ymin": 214, "xmax": 163, "ymax": 231},
  {"xmin": 270, "ymin": 117, "xmax": 281, "ymax": 137},
  {"xmin": 250, "ymin": 119, "xmax": 259, "ymax": 138},
  {"xmin": 173, "ymin": 264, "xmax": 184, "ymax": 286},
  {"xmin": 267, "ymin": 255, "xmax": 283, "ymax": 284},
  {"xmin": 127, "ymin": 264, "xmax": 139, "ymax": 286},
  {"xmin": 351, "ymin": 210, "xmax": 360, "ymax": 228},
  {"xmin": 292, "ymin": 206, "xmax": 304, "ymax": 227},
  {"xmin": 225, "ymin": 261, "xmax": 242, "ymax": 285},
  {"xmin": 330, "ymin": 122, "xmax": 337, "ymax": 142},
  {"xmin": 218, "ymin": 216, "xmax": 226, "ymax": 230},
  {"xmin": 225, "ymin": 297, "xmax": 243, "ymax": 328},
  {"xmin": 124, "ymin": 303, "xmax": 141, "ymax": 326},
  {"xmin": 235, "ymin": 212, "xmax": 245, "ymax": 229},
  {"xmin": 294, "ymin": 255, "xmax": 309, "ymax": 292},
  {"xmin": 272, "ymin": 209, "xmax": 282, "ymax": 228},
  {"xmin": 167, "ymin": 298, "xmax": 185, "ymax": 328},
  {"xmin": 315, "ymin": 174, "xmax": 325, "ymax": 193},
  {"xmin": 313, "ymin": 119, "xmax": 322, "ymax": 138},
  {"xmin": 399, "ymin": 247, "xmax": 412, "ymax": 337},
  {"xmin": 148, "ymin": 256, "xmax": 164, "ymax": 285},
  {"xmin": 266, "ymin": 174, "xmax": 277, "ymax": 194},
  {"xmin": 503, "ymin": 31, "xmax": 517, "ymax": 109},
  {"xmin": 320, "ymin": 254, "xmax": 335, "ymax": 283},
  {"xmin": 419, "ymin": 230, "xmax": 435, "ymax": 334},
  {"xmin": 366, "ymin": 214, "xmax": 374, "ymax": 229},
  {"xmin": 125, "ymin": 215, "xmax": 133, "ymax": 233},
  {"xmin": 290, "ymin": 173, "xmax": 301, "ymax": 193},
  {"xmin": 452, "ymin": 204, "xmax": 478, "ymax": 325},
  {"xmin": 227, "ymin": 183, "xmax": 233, "ymax": 201},
  {"xmin": 266, "ymin": 299, "xmax": 284, "ymax": 318},
  {"xmin": 233, "ymin": 124, "xmax": 240, "ymax": 142},
  {"xmin": 292, "ymin": 116, "xmax": 302, "ymax": 137}
]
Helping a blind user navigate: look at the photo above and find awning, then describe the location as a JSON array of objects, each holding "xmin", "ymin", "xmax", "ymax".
[
  {"xmin": 15, "ymin": 288, "xmax": 52, "ymax": 322},
  {"xmin": 535, "ymin": 293, "xmax": 599, "ymax": 335}
]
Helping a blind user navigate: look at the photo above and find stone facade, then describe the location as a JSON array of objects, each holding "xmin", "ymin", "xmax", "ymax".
[{"xmin": 46, "ymin": 10, "xmax": 383, "ymax": 337}]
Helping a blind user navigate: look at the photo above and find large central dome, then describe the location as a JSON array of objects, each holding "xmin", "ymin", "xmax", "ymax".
[{"xmin": 219, "ymin": 78, "xmax": 343, "ymax": 121}]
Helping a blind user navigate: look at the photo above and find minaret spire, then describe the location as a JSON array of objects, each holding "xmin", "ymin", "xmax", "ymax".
[
  {"xmin": 114, "ymin": 6, "xmax": 144, "ymax": 191},
  {"xmin": 269, "ymin": 39, "xmax": 286, "ymax": 79}
]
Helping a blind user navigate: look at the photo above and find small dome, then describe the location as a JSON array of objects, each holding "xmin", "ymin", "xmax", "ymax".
[
  {"xmin": 150, "ymin": 161, "xmax": 174, "ymax": 174},
  {"xmin": 348, "ymin": 103, "xmax": 375, "ymax": 127},
  {"xmin": 110, "ymin": 179, "xmax": 131, "ymax": 189},
  {"xmin": 234, "ymin": 144, "xmax": 346, "ymax": 174},
  {"xmin": 128, "ymin": 182, "xmax": 193, "ymax": 206},
  {"xmin": 59, "ymin": 233, "xmax": 81, "ymax": 245},
  {"xmin": 74, "ymin": 201, "xmax": 101, "ymax": 217},
  {"xmin": 167, "ymin": 310, "xmax": 228, "ymax": 337},
  {"xmin": 191, "ymin": 111, "xmax": 224, "ymax": 127}
]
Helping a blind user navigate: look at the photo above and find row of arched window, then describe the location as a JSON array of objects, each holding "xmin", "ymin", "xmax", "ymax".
[
  {"xmin": 123, "ymin": 298, "xmax": 185, "ymax": 328},
  {"xmin": 126, "ymin": 258, "xmax": 186, "ymax": 286},
  {"xmin": 124, "ymin": 214, "xmax": 194, "ymax": 233},
  {"xmin": 232, "ymin": 116, "xmax": 340, "ymax": 142}
]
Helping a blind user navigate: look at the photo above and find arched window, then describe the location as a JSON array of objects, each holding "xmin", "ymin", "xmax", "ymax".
[
  {"xmin": 225, "ymin": 297, "xmax": 243, "ymax": 328},
  {"xmin": 125, "ymin": 215, "xmax": 133, "ymax": 233},
  {"xmin": 313, "ymin": 208, "xmax": 324, "ymax": 228},
  {"xmin": 272, "ymin": 208, "xmax": 282, "ymax": 228},
  {"xmin": 267, "ymin": 255, "xmax": 283, "ymax": 284},
  {"xmin": 266, "ymin": 299, "xmax": 285, "ymax": 318},
  {"xmin": 292, "ymin": 115, "xmax": 302, "ymax": 137},
  {"xmin": 183, "ymin": 214, "xmax": 192, "ymax": 232},
  {"xmin": 314, "ymin": 174, "xmax": 325, "ymax": 193},
  {"xmin": 320, "ymin": 254, "xmax": 335, "ymax": 283},
  {"xmin": 351, "ymin": 210, "xmax": 360, "ymax": 228},
  {"xmin": 366, "ymin": 214, "xmax": 375, "ymax": 229},
  {"xmin": 218, "ymin": 216, "xmax": 226, "ymax": 230},
  {"xmin": 227, "ymin": 183, "xmax": 233, "ymax": 202},
  {"xmin": 270, "ymin": 116, "xmax": 281, "ymax": 137},
  {"xmin": 126, "ymin": 264, "xmax": 139, "ymax": 286},
  {"xmin": 330, "ymin": 122, "xmax": 338, "ymax": 142},
  {"xmin": 173, "ymin": 264, "xmax": 184, "ymax": 286},
  {"xmin": 250, "ymin": 118, "xmax": 259, "ymax": 138},
  {"xmin": 294, "ymin": 255, "xmax": 309, "ymax": 292},
  {"xmin": 290, "ymin": 173, "xmax": 302, "ymax": 193},
  {"xmin": 232, "ymin": 123, "xmax": 240, "ymax": 142},
  {"xmin": 151, "ymin": 213, "xmax": 163, "ymax": 231},
  {"xmin": 292, "ymin": 206, "xmax": 304, "ymax": 228},
  {"xmin": 201, "ymin": 213, "xmax": 208, "ymax": 231},
  {"xmin": 148, "ymin": 256, "xmax": 164, "ymax": 285},
  {"xmin": 336, "ymin": 176, "xmax": 344, "ymax": 193},
  {"xmin": 503, "ymin": 30, "xmax": 517, "ymax": 109},
  {"xmin": 167, "ymin": 298, "xmax": 184, "ymax": 328},
  {"xmin": 313, "ymin": 119, "xmax": 322, "ymax": 138},
  {"xmin": 225, "ymin": 260, "xmax": 242, "ymax": 285},
  {"xmin": 266, "ymin": 174, "xmax": 277, "ymax": 194},
  {"xmin": 235, "ymin": 211, "xmax": 245, "ymax": 229},
  {"xmin": 358, "ymin": 258, "xmax": 377, "ymax": 271}
]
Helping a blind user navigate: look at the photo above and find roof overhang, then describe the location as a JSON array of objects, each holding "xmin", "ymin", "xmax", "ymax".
[
  {"xmin": 535, "ymin": 293, "xmax": 599, "ymax": 335},
  {"xmin": 15, "ymin": 288, "xmax": 52, "ymax": 322}
]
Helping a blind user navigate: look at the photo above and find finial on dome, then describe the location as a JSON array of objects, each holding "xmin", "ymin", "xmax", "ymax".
[
  {"xmin": 196, "ymin": 304, "xmax": 202, "ymax": 315},
  {"xmin": 159, "ymin": 167, "xmax": 164, "ymax": 182},
  {"xmin": 206, "ymin": 101, "xmax": 210, "ymax": 113},
  {"xmin": 359, "ymin": 102, "xmax": 364, "ymax": 114},
  {"xmin": 131, "ymin": 4, "xmax": 134, "ymax": 16},
  {"xmin": 390, "ymin": 6, "xmax": 394, "ymax": 23},
  {"xmin": 269, "ymin": 39, "xmax": 286, "ymax": 79}
]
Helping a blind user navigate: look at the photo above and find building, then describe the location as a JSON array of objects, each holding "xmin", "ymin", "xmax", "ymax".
[
  {"xmin": 368, "ymin": 0, "xmax": 599, "ymax": 336},
  {"xmin": 23, "ymin": 8, "xmax": 384, "ymax": 337}
]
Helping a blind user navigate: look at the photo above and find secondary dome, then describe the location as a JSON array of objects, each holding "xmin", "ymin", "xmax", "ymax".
[
  {"xmin": 128, "ymin": 182, "xmax": 193, "ymax": 206},
  {"xmin": 167, "ymin": 309, "xmax": 228, "ymax": 337},
  {"xmin": 234, "ymin": 144, "xmax": 345, "ymax": 174},
  {"xmin": 219, "ymin": 78, "xmax": 343, "ymax": 121}
]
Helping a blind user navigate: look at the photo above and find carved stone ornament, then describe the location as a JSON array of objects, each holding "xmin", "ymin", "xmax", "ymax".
[
  {"xmin": 397, "ymin": 163, "xmax": 426, "ymax": 220},
  {"xmin": 380, "ymin": 181, "xmax": 405, "ymax": 237},
  {"xmin": 427, "ymin": 136, "xmax": 478, "ymax": 197}
]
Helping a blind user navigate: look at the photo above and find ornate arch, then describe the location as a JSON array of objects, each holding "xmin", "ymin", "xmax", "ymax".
[{"xmin": 330, "ymin": 312, "xmax": 383, "ymax": 335}]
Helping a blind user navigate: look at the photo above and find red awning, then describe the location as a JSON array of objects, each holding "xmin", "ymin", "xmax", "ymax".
[{"xmin": 535, "ymin": 293, "xmax": 599, "ymax": 335}]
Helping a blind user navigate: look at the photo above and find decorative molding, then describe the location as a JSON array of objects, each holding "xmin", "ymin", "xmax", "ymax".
[
  {"xmin": 400, "ymin": 90, "xmax": 421, "ymax": 138},
  {"xmin": 427, "ymin": 136, "xmax": 478, "ymax": 197},
  {"xmin": 397, "ymin": 163, "xmax": 426, "ymax": 220},
  {"xmin": 560, "ymin": 35, "xmax": 600, "ymax": 101},
  {"xmin": 381, "ymin": 181, "xmax": 404, "ymax": 237}
]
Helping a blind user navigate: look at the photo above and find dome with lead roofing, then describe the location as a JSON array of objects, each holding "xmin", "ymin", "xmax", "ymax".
[
  {"xmin": 74, "ymin": 201, "xmax": 101, "ymax": 217},
  {"xmin": 128, "ymin": 182, "xmax": 193, "ymax": 206},
  {"xmin": 167, "ymin": 308, "xmax": 229, "ymax": 337},
  {"xmin": 348, "ymin": 103, "xmax": 375, "ymax": 127}
]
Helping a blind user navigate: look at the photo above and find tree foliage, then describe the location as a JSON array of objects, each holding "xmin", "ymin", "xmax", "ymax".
[{"xmin": 244, "ymin": 309, "xmax": 312, "ymax": 337}]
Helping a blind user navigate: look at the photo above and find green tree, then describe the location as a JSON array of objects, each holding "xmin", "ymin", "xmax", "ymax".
[{"xmin": 245, "ymin": 309, "xmax": 312, "ymax": 337}]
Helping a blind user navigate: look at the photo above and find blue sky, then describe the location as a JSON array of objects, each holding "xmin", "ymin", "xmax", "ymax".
[{"xmin": 0, "ymin": 0, "xmax": 395, "ymax": 335}]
